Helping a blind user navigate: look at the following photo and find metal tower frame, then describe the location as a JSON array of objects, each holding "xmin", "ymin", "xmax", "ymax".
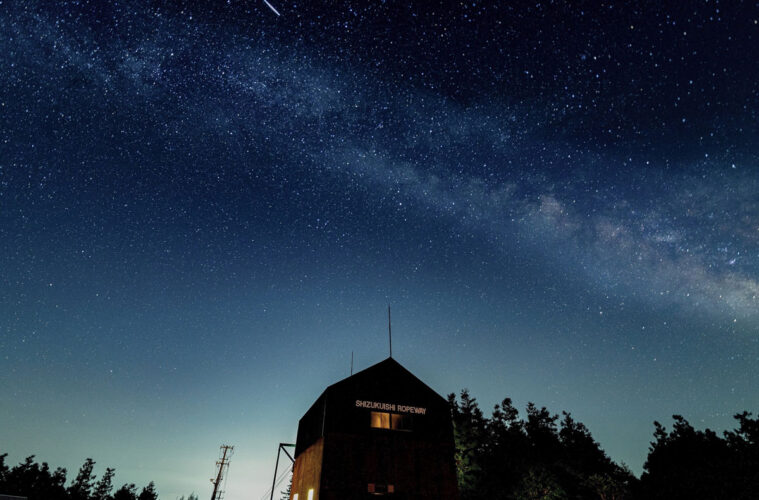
[{"xmin": 269, "ymin": 443, "xmax": 295, "ymax": 500}]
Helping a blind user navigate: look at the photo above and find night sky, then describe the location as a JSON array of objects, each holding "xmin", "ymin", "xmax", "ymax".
[{"xmin": 2, "ymin": 1, "xmax": 758, "ymax": 498}]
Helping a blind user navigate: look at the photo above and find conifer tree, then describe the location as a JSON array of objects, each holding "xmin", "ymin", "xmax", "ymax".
[
  {"xmin": 68, "ymin": 458, "xmax": 97, "ymax": 500},
  {"xmin": 137, "ymin": 480, "xmax": 158, "ymax": 500},
  {"xmin": 113, "ymin": 483, "xmax": 138, "ymax": 500},
  {"xmin": 93, "ymin": 467, "xmax": 115, "ymax": 500}
]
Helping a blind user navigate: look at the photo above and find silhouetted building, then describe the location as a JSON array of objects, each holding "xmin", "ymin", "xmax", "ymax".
[{"xmin": 290, "ymin": 357, "xmax": 459, "ymax": 500}]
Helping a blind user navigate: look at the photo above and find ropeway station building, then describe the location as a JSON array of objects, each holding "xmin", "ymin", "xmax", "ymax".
[{"xmin": 289, "ymin": 357, "xmax": 459, "ymax": 499}]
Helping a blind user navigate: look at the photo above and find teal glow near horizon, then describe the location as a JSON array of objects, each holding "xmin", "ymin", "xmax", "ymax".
[{"xmin": 2, "ymin": 1, "xmax": 758, "ymax": 499}]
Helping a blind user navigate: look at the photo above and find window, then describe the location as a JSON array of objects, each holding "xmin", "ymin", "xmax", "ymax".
[
  {"xmin": 293, "ymin": 495, "xmax": 298, "ymax": 500},
  {"xmin": 371, "ymin": 411, "xmax": 412, "ymax": 431},
  {"xmin": 371, "ymin": 411, "xmax": 390, "ymax": 429},
  {"xmin": 368, "ymin": 483, "xmax": 395, "ymax": 495},
  {"xmin": 391, "ymin": 413, "xmax": 412, "ymax": 431},
  {"xmin": 307, "ymin": 489, "xmax": 314, "ymax": 500}
]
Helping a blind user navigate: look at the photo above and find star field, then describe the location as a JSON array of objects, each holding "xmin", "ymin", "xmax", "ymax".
[{"xmin": 1, "ymin": 1, "xmax": 758, "ymax": 499}]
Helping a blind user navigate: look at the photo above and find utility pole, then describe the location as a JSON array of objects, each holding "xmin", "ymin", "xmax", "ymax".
[{"xmin": 210, "ymin": 444, "xmax": 234, "ymax": 500}]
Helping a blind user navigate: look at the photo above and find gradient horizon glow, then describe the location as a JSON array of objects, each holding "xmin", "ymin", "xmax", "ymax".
[{"xmin": 1, "ymin": 1, "xmax": 758, "ymax": 499}]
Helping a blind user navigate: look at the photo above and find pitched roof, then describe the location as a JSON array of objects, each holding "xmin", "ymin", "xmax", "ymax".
[
  {"xmin": 326, "ymin": 357, "xmax": 448, "ymax": 405},
  {"xmin": 294, "ymin": 357, "xmax": 452, "ymax": 457}
]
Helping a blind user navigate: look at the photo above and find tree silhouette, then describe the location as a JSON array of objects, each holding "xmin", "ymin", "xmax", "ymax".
[
  {"xmin": 280, "ymin": 477, "xmax": 292, "ymax": 500},
  {"xmin": 639, "ymin": 413, "xmax": 759, "ymax": 499},
  {"xmin": 93, "ymin": 467, "xmax": 115, "ymax": 500},
  {"xmin": 448, "ymin": 390, "xmax": 488, "ymax": 498},
  {"xmin": 137, "ymin": 481, "xmax": 158, "ymax": 500},
  {"xmin": 0, "ymin": 454, "xmax": 68, "ymax": 500},
  {"xmin": 515, "ymin": 467, "xmax": 567, "ymax": 500},
  {"xmin": 448, "ymin": 391, "xmax": 633, "ymax": 500},
  {"xmin": 585, "ymin": 472, "xmax": 629, "ymax": 500},
  {"xmin": 524, "ymin": 403, "xmax": 561, "ymax": 464},
  {"xmin": 113, "ymin": 483, "xmax": 138, "ymax": 500},
  {"xmin": 0, "ymin": 454, "xmax": 158, "ymax": 500},
  {"xmin": 4, "ymin": 406, "xmax": 757, "ymax": 499},
  {"xmin": 482, "ymin": 397, "xmax": 531, "ymax": 496},
  {"xmin": 68, "ymin": 458, "xmax": 97, "ymax": 500}
]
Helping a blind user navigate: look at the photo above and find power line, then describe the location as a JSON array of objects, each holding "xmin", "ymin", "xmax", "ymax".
[{"xmin": 259, "ymin": 463, "xmax": 292, "ymax": 500}]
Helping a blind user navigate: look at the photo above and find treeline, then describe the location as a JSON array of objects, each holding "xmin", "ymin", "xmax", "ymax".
[
  {"xmin": 0, "ymin": 455, "xmax": 169, "ymax": 500},
  {"xmin": 448, "ymin": 390, "xmax": 759, "ymax": 500},
  {"xmin": 4, "ymin": 394, "xmax": 758, "ymax": 500}
]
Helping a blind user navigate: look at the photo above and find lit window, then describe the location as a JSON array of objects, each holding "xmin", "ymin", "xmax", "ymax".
[
  {"xmin": 293, "ymin": 495, "xmax": 298, "ymax": 500},
  {"xmin": 371, "ymin": 411, "xmax": 390, "ymax": 429},
  {"xmin": 371, "ymin": 411, "xmax": 412, "ymax": 431},
  {"xmin": 368, "ymin": 483, "xmax": 393, "ymax": 494},
  {"xmin": 307, "ymin": 489, "xmax": 314, "ymax": 500}
]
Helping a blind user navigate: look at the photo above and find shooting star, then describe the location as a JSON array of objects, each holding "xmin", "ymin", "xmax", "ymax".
[{"xmin": 263, "ymin": 0, "xmax": 281, "ymax": 16}]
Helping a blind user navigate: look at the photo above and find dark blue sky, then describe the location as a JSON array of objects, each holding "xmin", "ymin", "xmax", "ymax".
[{"xmin": 1, "ymin": 1, "xmax": 758, "ymax": 498}]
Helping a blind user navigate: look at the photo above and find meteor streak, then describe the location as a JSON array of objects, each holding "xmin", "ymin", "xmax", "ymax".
[{"xmin": 263, "ymin": 0, "xmax": 281, "ymax": 16}]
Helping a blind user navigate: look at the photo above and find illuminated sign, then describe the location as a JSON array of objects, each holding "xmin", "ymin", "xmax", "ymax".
[{"xmin": 355, "ymin": 400, "xmax": 427, "ymax": 415}]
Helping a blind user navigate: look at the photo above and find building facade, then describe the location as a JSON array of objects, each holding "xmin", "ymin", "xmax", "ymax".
[{"xmin": 290, "ymin": 358, "xmax": 459, "ymax": 500}]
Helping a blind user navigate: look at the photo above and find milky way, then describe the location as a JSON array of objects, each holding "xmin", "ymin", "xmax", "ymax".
[{"xmin": 1, "ymin": 1, "xmax": 758, "ymax": 498}]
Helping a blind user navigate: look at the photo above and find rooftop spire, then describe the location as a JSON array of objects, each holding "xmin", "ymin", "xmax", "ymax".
[{"xmin": 388, "ymin": 305, "xmax": 392, "ymax": 358}]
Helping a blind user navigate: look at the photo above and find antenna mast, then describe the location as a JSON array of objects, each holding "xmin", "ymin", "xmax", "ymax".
[
  {"xmin": 210, "ymin": 444, "xmax": 234, "ymax": 500},
  {"xmin": 351, "ymin": 351, "xmax": 354, "ymax": 375},
  {"xmin": 388, "ymin": 305, "xmax": 392, "ymax": 358}
]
